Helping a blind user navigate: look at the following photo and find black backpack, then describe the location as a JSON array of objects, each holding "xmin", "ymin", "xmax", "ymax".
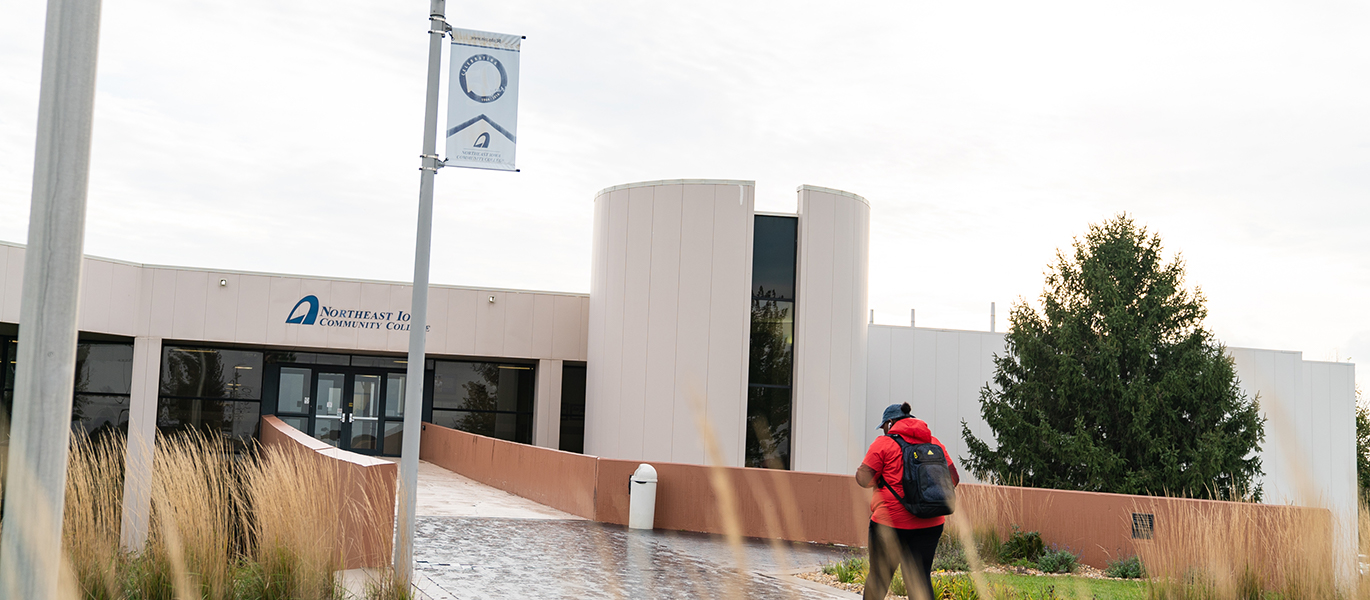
[{"xmin": 880, "ymin": 434, "xmax": 956, "ymax": 519}]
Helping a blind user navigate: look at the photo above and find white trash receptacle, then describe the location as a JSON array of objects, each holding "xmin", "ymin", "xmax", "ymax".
[{"xmin": 628, "ymin": 463, "xmax": 658, "ymax": 530}]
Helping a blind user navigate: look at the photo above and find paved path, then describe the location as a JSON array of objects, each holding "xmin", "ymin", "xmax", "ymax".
[{"xmin": 409, "ymin": 462, "xmax": 856, "ymax": 599}]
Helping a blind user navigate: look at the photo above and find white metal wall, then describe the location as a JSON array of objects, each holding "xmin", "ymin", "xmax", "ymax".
[
  {"xmin": 792, "ymin": 185, "xmax": 871, "ymax": 474},
  {"xmin": 866, "ymin": 324, "xmax": 1358, "ymax": 541},
  {"xmin": 864, "ymin": 325, "xmax": 1005, "ymax": 482},
  {"xmin": 0, "ymin": 241, "xmax": 590, "ymax": 362},
  {"xmin": 585, "ymin": 180, "xmax": 755, "ymax": 466}
]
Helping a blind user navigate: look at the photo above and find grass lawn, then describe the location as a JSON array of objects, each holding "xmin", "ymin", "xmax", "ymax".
[{"xmin": 936, "ymin": 572, "xmax": 1149, "ymax": 599}]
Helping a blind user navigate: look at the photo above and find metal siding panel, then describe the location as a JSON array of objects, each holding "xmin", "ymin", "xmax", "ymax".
[
  {"xmin": 670, "ymin": 185, "xmax": 715, "ymax": 465},
  {"xmin": 643, "ymin": 185, "xmax": 683, "ymax": 462},
  {"xmin": 171, "ymin": 270, "xmax": 209, "ymax": 341},
  {"xmin": 232, "ymin": 274, "xmax": 271, "ymax": 344},
  {"xmin": 296, "ymin": 278, "xmax": 331, "ymax": 349},
  {"xmin": 443, "ymin": 289, "xmax": 479, "ymax": 356},
  {"xmin": 530, "ymin": 293, "xmax": 555, "ymax": 358},
  {"xmin": 424, "ymin": 286, "xmax": 451, "ymax": 354},
  {"xmin": 1308, "ymin": 362, "xmax": 1333, "ymax": 500},
  {"xmin": 618, "ymin": 186, "xmax": 655, "ymax": 459},
  {"xmin": 794, "ymin": 192, "xmax": 835, "ymax": 472},
  {"xmin": 551, "ymin": 295, "xmax": 582, "ymax": 360},
  {"xmin": 501, "ymin": 292, "xmax": 536, "ymax": 358},
  {"xmin": 78, "ymin": 258, "xmax": 112, "ymax": 333},
  {"xmin": 705, "ymin": 184, "xmax": 751, "ymax": 467},
  {"xmin": 324, "ymin": 280, "xmax": 362, "ymax": 349},
  {"xmin": 201, "ymin": 272, "xmax": 240, "ymax": 343},
  {"xmin": 107, "ymin": 262, "xmax": 141, "ymax": 335},
  {"xmin": 826, "ymin": 194, "xmax": 855, "ymax": 473},
  {"xmin": 597, "ymin": 190, "xmax": 630, "ymax": 458},
  {"xmin": 932, "ymin": 331, "xmax": 960, "ymax": 454},
  {"xmin": 266, "ymin": 277, "xmax": 302, "ymax": 346},
  {"xmin": 584, "ymin": 193, "xmax": 611, "ymax": 456},
  {"xmin": 147, "ymin": 269, "xmax": 178, "ymax": 338},
  {"xmin": 357, "ymin": 283, "xmax": 394, "ymax": 351},
  {"xmin": 472, "ymin": 288, "xmax": 507, "ymax": 356},
  {"xmin": 1, "ymin": 246, "xmax": 24, "ymax": 323}
]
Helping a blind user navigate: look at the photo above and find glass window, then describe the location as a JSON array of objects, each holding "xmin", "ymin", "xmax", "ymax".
[
  {"xmin": 745, "ymin": 386, "xmax": 792, "ymax": 470},
  {"xmin": 383, "ymin": 421, "xmax": 404, "ymax": 455},
  {"xmin": 747, "ymin": 214, "xmax": 798, "ymax": 470},
  {"xmin": 559, "ymin": 365, "xmax": 586, "ymax": 454},
  {"xmin": 386, "ymin": 373, "xmax": 406, "ymax": 417},
  {"xmin": 430, "ymin": 360, "xmax": 534, "ymax": 443},
  {"xmin": 277, "ymin": 367, "xmax": 310, "ymax": 414},
  {"xmin": 751, "ymin": 215, "xmax": 798, "ymax": 300},
  {"xmin": 351, "ymin": 356, "xmax": 409, "ymax": 369},
  {"xmin": 156, "ymin": 398, "xmax": 260, "ymax": 451},
  {"xmin": 74, "ymin": 343, "xmax": 134, "ymax": 394},
  {"xmin": 748, "ymin": 299, "xmax": 794, "ymax": 386},
  {"xmin": 265, "ymin": 351, "xmax": 349, "ymax": 366},
  {"xmin": 71, "ymin": 394, "xmax": 130, "ymax": 439},
  {"xmin": 160, "ymin": 347, "xmax": 264, "ymax": 400}
]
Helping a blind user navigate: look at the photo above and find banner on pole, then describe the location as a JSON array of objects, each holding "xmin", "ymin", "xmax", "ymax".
[{"xmin": 445, "ymin": 28, "xmax": 521, "ymax": 171}]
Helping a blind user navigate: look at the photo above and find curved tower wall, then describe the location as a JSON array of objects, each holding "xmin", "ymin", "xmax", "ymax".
[
  {"xmin": 586, "ymin": 180, "xmax": 755, "ymax": 466},
  {"xmin": 792, "ymin": 185, "xmax": 871, "ymax": 474}
]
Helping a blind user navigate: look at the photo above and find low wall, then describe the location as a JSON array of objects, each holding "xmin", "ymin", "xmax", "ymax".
[
  {"xmin": 419, "ymin": 422, "xmax": 598, "ymax": 519},
  {"xmin": 419, "ymin": 423, "xmax": 1331, "ymax": 569},
  {"xmin": 260, "ymin": 416, "xmax": 397, "ymax": 570}
]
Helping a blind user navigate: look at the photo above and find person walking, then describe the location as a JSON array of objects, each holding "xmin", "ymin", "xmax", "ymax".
[{"xmin": 856, "ymin": 402, "xmax": 959, "ymax": 600}]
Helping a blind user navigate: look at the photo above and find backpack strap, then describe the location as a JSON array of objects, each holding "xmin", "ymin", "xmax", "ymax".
[{"xmin": 879, "ymin": 433, "xmax": 914, "ymax": 506}]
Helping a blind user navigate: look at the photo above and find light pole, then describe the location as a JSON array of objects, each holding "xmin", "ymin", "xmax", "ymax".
[
  {"xmin": 393, "ymin": 0, "xmax": 448, "ymax": 586},
  {"xmin": 0, "ymin": 0, "xmax": 103, "ymax": 597}
]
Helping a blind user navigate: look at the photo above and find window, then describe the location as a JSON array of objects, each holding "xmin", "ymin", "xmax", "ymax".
[
  {"xmin": 746, "ymin": 215, "xmax": 798, "ymax": 469},
  {"xmin": 1, "ymin": 336, "xmax": 134, "ymax": 441},
  {"xmin": 559, "ymin": 365, "xmax": 587, "ymax": 453},
  {"xmin": 429, "ymin": 360, "xmax": 535, "ymax": 443},
  {"xmin": 157, "ymin": 346, "xmax": 264, "ymax": 451}
]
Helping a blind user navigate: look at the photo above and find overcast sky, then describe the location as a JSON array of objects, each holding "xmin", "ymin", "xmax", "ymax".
[{"xmin": 1, "ymin": 1, "xmax": 1366, "ymax": 388}]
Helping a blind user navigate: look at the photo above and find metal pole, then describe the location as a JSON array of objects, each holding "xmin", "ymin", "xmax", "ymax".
[
  {"xmin": 394, "ymin": 0, "xmax": 446, "ymax": 585},
  {"xmin": 0, "ymin": 0, "xmax": 102, "ymax": 597},
  {"xmin": 990, "ymin": 302, "xmax": 996, "ymax": 333}
]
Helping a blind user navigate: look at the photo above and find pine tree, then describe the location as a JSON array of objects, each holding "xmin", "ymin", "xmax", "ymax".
[{"xmin": 962, "ymin": 215, "xmax": 1265, "ymax": 500}]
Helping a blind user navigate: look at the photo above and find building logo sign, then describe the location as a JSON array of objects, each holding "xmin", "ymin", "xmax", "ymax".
[{"xmin": 284, "ymin": 295, "xmax": 429, "ymax": 332}]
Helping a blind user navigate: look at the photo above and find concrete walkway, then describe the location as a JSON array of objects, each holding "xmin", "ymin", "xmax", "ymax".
[
  {"xmin": 413, "ymin": 460, "xmax": 582, "ymax": 520},
  {"xmin": 407, "ymin": 460, "xmax": 856, "ymax": 600}
]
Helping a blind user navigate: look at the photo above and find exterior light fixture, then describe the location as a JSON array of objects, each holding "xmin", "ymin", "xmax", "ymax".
[
  {"xmin": 488, "ymin": 295, "xmax": 496, "ymax": 303},
  {"xmin": 219, "ymin": 279, "xmax": 228, "ymax": 286}
]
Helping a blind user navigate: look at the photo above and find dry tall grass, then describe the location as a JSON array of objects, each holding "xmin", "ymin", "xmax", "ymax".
[{"xmin": 51, "ymin": 431, "xmax": 403, "ymax": 600}]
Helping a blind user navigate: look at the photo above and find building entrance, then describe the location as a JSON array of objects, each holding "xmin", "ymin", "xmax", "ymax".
[{"xmin": 273, "ymin": 365, "xmax": 408, "ymax": 456}]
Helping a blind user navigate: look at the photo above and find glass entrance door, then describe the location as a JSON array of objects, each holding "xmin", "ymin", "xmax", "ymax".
[{"xmin": 270, "ymin": 361, "xmax": 409, "ymax": 456}]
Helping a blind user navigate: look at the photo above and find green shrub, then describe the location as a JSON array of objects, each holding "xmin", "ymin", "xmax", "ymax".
[
  {"xmin": 933, "ymin": 532, "xmax": 970, "ymax": 571},
  {"xmin": 933, "ymin": 574, "xmax": 977, "ymax": 600},
  {"xmin": 1103, "ymin": 554, "xmax": 1145, "ymax": 579},
  {"xmin": 974, "ymin": 527, "xmax": 1003, "ymax": 564},
  {"xmin": 1000, "ymin": 526, "xmax": 1045, "ymax": 563},
  {"xmin": 1036, "ymin": 546, "xmax": 1078, "ymax": 574},
  {"xmin": 890, "ymin": 569, "xmax": 906, "ymax": 596},
  {"xmin": 821, "ymin": 556, "xmax": 868, "ymax": 584}
]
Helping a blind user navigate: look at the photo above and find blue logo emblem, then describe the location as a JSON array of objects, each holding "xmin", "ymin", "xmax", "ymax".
[
  {"xmin": 286, "ymin": 295, "xmax": 319, "ymax": 325},
  {"xmin": 473, "ymin": 132, "xmax": 490, "ymax": 148}
]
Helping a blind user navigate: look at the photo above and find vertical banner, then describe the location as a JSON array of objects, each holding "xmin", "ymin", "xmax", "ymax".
[{"xmin": 445, "ymin": 29, "xmax": 521, "ymax": 171}]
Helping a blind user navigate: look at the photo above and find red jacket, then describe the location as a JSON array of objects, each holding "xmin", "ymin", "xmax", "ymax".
[{"xmin": 862, "ymin": 417, "xmax": 959, "ymax": 529}]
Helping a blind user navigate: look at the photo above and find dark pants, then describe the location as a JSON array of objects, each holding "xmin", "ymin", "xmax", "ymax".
[{"xmin": 865, "ymin": 521, "xmax": 942, "ymax": 600}]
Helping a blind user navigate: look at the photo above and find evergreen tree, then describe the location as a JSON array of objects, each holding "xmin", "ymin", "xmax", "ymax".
[
  {"xmin": 1355, "ymin": 387, "xmax": 1369, "ymax": 500},
  {"xmin": 962, "ymin": 215, "xmax": 1265, "ymax": 500}
]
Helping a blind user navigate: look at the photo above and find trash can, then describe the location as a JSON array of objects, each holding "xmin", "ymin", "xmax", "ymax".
[{"xmin": 628, "ymin": 463, "xmax": 658, "ymax": 530}]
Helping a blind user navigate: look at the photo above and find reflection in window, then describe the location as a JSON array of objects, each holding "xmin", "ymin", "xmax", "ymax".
[
  {"xmin": 3, "ymin": 338, "xmax": 136, "ymax": 440},
  {"xmin": 156, "ymin": 398, "xmax": 260, "ymax": 452},
  {"xmin": 159, "ymin": 345, "xmax": 264, "ymax": 451},
  {"xmin": 430, "ymin": 361, "xmax": 534, "ymax": 444},
  {"xmin": 161, "ymin": 346, "xmax": 263, "ymax": 400},
  {"xmin": 746, "ymin": 215, "xmax": 798, "ymax": 469}
]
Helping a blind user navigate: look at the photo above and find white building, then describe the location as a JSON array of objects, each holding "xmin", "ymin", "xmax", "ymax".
[{"xmin": 0, "ymin": 178, "xmax": 1354, "ymax": 530}]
